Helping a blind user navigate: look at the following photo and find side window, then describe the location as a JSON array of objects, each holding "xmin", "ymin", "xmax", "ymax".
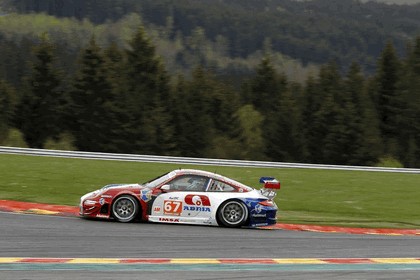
[
  {"xmin": 167, "ymin": 175, "xmax": 208, "ymax": 192},
  {"xmin": 207, "ymin": 180, "xmax": 236, "ymax": 192}
]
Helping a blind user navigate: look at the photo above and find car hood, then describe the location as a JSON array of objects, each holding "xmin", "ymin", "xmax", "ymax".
[
  {"xmin": 100, "ymin": 183, "xmax": 143, "ymax": 191},
  {"xmin": 81, "ymin": 183, "xmax": 144, "ymax": 202}
]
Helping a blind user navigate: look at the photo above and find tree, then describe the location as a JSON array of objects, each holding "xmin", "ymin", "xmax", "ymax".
[
  {"xmin": 342, "ymin": 62, "xmax": 381, "ymax": 165},
  {"xmin": 123, "ymin": 26, "xmax": 174, "ymax": 155},
  {"xmin": 245, "ymin": 57, "xmax": 293, "ymax": 161},
  {"xmin": 176, "ymin": 67, "xmax": 217, "ymax": 157},
  {"xmin": 170, "ymin": 67, "xmax": 241, "ymax": 158},
  {"xmin": 16, "ymin": 34, "xmax": 63, "ymax": 148},
  {"xmin": 199, "ymin": 68, "xmax": 241, "ymax": 158},
  {"xmin": 69, "ymin": 37, "xmax": 115, "ymax": 152},
  {"xmin": 303, "ymin": 61, "xmax": 343, "ymax": 163},
  {"xmin": 300, "ymin": 75, "xmax": 319, "ymax": 162},
  {"xmin": 398, "ymin": 37, "xmax": 420, "ymax": 167},
  {"xmin": 247, "ymin": 57, "xmax": 286, "ymax": 113},
  {"xmin": 373, "ymin": 42, "xmax": 402, "ymax": 158},
  {"xmin": 0, "ymin": 79, "xmax": 16, "ymax": 144},
  {"xmin": 265, "ymin": 87, "xmax": 303, "ymax": 162},
  {"xmin": 233, "ymin": 104, "xmax": 265, "ymax": 160}
]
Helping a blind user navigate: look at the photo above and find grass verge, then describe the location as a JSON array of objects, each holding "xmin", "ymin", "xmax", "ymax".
[{"xmin": 1, "ymin": 154, "xmax": 419, "ymax": 229}]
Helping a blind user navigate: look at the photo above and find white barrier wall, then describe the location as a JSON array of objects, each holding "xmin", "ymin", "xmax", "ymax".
[{"xmin": 1, "ymin": 146, "xmax": 419, "ymax": 174}]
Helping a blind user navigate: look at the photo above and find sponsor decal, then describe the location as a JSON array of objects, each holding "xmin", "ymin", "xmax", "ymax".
[
  {"xmin": 246, "ymin": 200, "xmax": 268, "ymax": 219},
  {"xmin": 164, "ymin": 200, "xmax": 183, "ymax": 216},
  {"xmin": 99, "ymin": 198, "xmax": 105, "ymax": 205},
  {"xmin": 253, "ymin": 204, "xmax": 263, "ymax": 214},
  {"xmin": 159, "ymin": 217, "xmax": 180, "ymax": 223},
  {"xmin": 153, "ymin": 206, "xmax": 161, "ymax": 213},
  {"xmin": 140, "ymin": 189, "xmax": 152, "ymax": 202},
  {"xmin": 254, "ymin": 223, "xmax": 268, "ymax": 227},
  {"xmin": 184, "ymin": 195, "xmax": 211, "ymax": 206},
  {"xmin": 183, "ymin": 206, "xmax": 211, "ymax": 212},
  {"xmin": 251, "ymin": 214, "xmax": 267, "ymax": 218},
  {"xmin": 168, "ymin": 196, "xmax": 179, "ymax": 200},
  {"xmin": 96, "ymin": 214, "xmax": 108, "ymax": 218}
]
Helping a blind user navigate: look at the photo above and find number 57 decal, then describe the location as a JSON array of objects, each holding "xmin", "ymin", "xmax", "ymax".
[{"xmin": 164, "ymin": 200, "xmax": 182, "ymax": 216}]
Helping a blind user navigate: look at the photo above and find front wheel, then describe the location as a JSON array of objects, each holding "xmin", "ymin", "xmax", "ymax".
[
  {"xmin": 111, "ymin": 195, "xmax": 139, "ymax": 223},
  {"xmin": 217, "ymin": 200, "xmax": 248, "ymax": 228}
]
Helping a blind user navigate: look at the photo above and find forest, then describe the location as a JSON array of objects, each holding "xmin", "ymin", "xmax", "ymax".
[
  {"xmin": 0, "ymin": 0, "xmax": 419, "ymax": 168},
  {"xmin": 2, "ymin": 0, "xmax": 420, "ymax": 73}
]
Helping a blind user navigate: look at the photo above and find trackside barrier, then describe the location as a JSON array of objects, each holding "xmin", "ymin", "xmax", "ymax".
[{"xmin": 1, "ymin": 146, "xmax": 420, "ymax": 174}]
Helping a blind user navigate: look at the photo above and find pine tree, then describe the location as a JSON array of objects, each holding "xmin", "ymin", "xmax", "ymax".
[
  {"xmin": 124, "ymin": 26, "xmax": 174, "ymax": 155},
  {"xmin": 179, "ymin": 67, "xmax": 215, "ymax": 157},
  {"xmin": 246, "ymin": 57, "xmax": 292, "ymax": 161},
  {"xmin": 201, "ymin": 69, "xmax": 241, "ymax": 158},
  {"xmin": 301, "ymin": 76, "xmax": 319, "ymax": 162},
  {"xmin": 319, "ymin": 61, "xmax": 381, "ymax": 165},
  {"xmin": 0, "ymin": 79, "xmax": 16, "ymax": 144},
  {"xmin": 398, "ymin": 37, "xmax": 420, "ymax": 167},
  {"xmin": 266, "ymin": 87, "xmax": 303, "ymax": 162},
  {"xmin": 69, "ymin": 37, "xmax": 114, "ymax": 152},
  {"xmin": 343, "ymin": 62, "xmax": 381, "ymax": 165},
  {"xmin": 373, "ymin": 42, "xmax": 403, "ymax": 158},
  {"xmin": 171, "ymin": 67, "xmax": 242, "ymax": 158},
  {"xmin": 16, "ymin": 34, "xmax": 63, "ymax": 148},
  {"xmin": 102, "ymin": 42, "xmax": 132, "ymax": 153},
  {"xmin": 303, "ymin": 61, "xmax": 343, "ymax": 163},
  {"xmin": 169, "ymin": 75, "xmax": 189, "ymax": 156},
  {"xmin": 248, "ymin": 57, "xmax": 286, "ymax": 113}
]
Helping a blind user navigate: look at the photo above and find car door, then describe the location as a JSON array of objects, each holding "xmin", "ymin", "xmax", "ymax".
[{"xmin": 149, "ymin": 175, "xmax": 214, "ymax": 224}]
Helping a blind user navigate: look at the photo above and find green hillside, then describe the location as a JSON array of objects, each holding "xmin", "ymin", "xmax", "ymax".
[
  {"xmin": 1, "ymin": 0, "xmax": 420, "ymax": 169},
  {"xmin": 2, "ymin": 0, "xmax": 420, "ymax": 73}
]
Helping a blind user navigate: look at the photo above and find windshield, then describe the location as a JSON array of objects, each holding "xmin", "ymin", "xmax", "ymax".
[{"xmin": 143, "ymin": 171, "xmax": 177, "ymax": 188}]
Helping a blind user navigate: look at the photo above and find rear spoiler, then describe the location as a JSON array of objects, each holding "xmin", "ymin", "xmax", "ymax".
[
  {"xmin": 259, "ymin": 177, "xmax": 280, "ymax": 199},
  {"xmin": 259, "ymin": 177, "xmax": 281, "ymax": 189}
]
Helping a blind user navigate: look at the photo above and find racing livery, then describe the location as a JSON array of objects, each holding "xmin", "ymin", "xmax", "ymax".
[{"xmin": 80, "ymin": 169, "xmax": 280, "ymax": 228}]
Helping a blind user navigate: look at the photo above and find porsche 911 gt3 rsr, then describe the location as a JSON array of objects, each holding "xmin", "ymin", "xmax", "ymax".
[{"xmin": 80, "ymin": 169, "xmax": 280, "ymax": 228}]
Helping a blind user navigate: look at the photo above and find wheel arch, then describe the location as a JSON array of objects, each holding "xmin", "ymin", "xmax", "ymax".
[
  {"xmin": 111, "ymin": 192, "xmax": 142, "ymax": 222},
  {"xmin": 215, "ymin": 198, "xmax": 250, "ymax": 227}
]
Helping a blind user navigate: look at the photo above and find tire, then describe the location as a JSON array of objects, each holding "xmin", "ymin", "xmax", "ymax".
[
  {"xmin": 217, "ymin": 200, "xmax": 248, "ymax": 228},
  {"xmin": 111, "ymin": 195, "xmax": 139, "ymax": 223}
]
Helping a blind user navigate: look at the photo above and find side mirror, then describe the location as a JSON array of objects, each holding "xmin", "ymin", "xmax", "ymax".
[{"xmin": 161, "ymin": 184, "xmax": 170, "ymax": 191}]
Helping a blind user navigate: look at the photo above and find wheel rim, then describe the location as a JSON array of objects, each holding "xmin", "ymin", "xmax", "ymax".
[
  {"xmin": 221, "ymin": 201, "xmax": 246, "ymax": 225},
  {"xmin": 113, "ymin": 197, "xmax": 136, "ymax": 221}
]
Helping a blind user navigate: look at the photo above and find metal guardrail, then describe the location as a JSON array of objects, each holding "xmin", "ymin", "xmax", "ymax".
[{"xmin": 1, "ymin": 146, "xmax": 420, "ymax": 174}]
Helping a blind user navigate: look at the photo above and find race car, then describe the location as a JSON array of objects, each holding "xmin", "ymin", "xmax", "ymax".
[{"xmin": 80, "ymin": 169, "xmax": 280, "ymax": 228}]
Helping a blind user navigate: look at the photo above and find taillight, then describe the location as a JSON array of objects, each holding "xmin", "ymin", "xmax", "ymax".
[{"xmin": 259, "ymin": 200, "xmax": 274, "ymax": 207}]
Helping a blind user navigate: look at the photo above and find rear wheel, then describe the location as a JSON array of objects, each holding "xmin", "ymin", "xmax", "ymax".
[
  {"xmin": 217, "ymin": 200, "xmax": 248, "ymax": 228},
  {"xmin": 111, "ymin": 195, "xmax": 139, "ymax": 222}
]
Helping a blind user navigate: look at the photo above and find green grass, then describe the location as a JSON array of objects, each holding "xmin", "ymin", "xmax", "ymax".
[{"xmin": 1, "ymin": 154, "xmax": 419, "ymax": 229}]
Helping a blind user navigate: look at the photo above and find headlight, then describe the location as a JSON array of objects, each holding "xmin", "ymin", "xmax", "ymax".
[{"xmin": 84, "ymin": 200, "xmax": 97, "ymax": 206}]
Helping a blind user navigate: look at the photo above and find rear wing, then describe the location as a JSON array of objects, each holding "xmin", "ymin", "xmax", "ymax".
[{"xmin": 259, "ymin": 177, "xmax": 280, "ymax": 199}]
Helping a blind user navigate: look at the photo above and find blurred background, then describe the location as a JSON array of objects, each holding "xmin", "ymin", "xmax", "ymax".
[{"xmin": 0, "ymin": 0, "xmax": 420, "ymax": 167}]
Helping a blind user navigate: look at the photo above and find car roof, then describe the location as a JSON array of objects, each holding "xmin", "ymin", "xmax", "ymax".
[{"xmin": 173, "ymin": 169, "xmax": 253, "ymax": 191}]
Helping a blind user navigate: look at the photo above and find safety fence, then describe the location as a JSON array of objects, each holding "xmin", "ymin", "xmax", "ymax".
[{"xmin": 1, "ymin": 146, "xmax": 420, "ymax": 174}]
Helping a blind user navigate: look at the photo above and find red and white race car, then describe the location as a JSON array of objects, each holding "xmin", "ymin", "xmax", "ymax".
[{"xmin": 80, "ymin": 169, "xmax": 280, "ymax": 228}]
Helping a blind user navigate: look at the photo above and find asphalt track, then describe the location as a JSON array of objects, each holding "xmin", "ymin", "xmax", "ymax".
[{"xmin": 1, "ymin": 211, "xmax": 420, "ymax": 279}]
